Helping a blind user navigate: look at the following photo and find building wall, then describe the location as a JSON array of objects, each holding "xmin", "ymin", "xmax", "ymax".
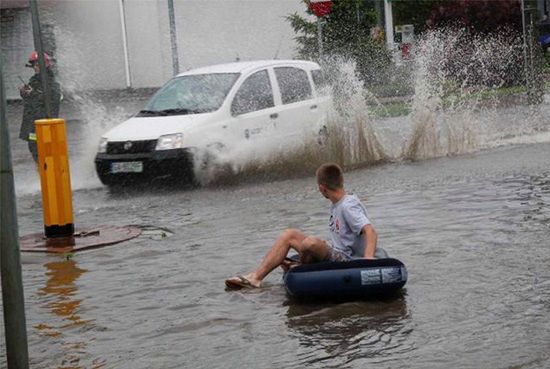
[
  {"xmin": 124, "ymin": 0, "xmax": 172, "ymax": 87},
  {"xmin": 49, "ymin": 0, "xmax": 129, "ymax": 94},
  {"xmin": 1, "ymin": 7, "xmax": 34, "ymax": 100},
  {"xmin": 2, "ymin": 0, "xmax": 308, "ymax": 99},
  {"xmin": 174, "ymin": 0, "xmax": 305, "ymax": 70}
]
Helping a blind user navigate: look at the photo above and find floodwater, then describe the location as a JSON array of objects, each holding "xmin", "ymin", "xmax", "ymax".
[{"xmin": 2, "ymin": 98, "xmax": 550, "ymax": 369}]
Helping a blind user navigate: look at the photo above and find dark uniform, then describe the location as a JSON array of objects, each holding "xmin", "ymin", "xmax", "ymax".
[{"xmin": 19, "ymin": 69, "xmax": 62, "ymax": 162}]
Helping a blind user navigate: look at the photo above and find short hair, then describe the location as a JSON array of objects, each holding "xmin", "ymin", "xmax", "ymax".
[{"xmin": 316, "ymin": 163, "xmax": 344, "ymax": 190}]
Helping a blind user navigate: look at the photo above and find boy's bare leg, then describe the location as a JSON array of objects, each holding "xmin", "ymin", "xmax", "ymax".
[{"xmin": 228, "ymin": 230, "xmax": 331, "ymax": 288}]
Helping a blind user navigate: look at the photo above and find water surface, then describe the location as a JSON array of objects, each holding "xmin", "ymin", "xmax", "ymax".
[{"xmin": 2, "ymin": 98, "xmax": 550, "ymax": 369}]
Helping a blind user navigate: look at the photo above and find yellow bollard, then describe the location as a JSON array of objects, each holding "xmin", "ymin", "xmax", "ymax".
[{"xmin": 35, "ymin": 118, "xmax": 74, "ymax": 238}]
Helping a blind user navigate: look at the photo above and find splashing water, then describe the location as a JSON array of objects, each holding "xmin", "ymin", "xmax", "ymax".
[
  {"xmin": 403, "ymin": 28, "xmax": 549, "ymax": 161},
  {"xmin": 198, "ymin": 25, "xmax": 550, "ymax": 185},
  {"xmin": 193, "ymin": 57, "xmax": 390, "ymax": 186},
  {"xmin": 53, "ymin": 26, "xmax": 140, "ymax": 190},
  {"xmin": 44, "ymin": 25, "xmax": 550, "ymax": 189}
]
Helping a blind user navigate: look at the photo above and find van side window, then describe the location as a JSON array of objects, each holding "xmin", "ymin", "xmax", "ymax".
[
  {"xmin": 274, "ymin": 67, "xmax": 312, "ymax": 104},
  {"xmin": 231, "ymin": 70, "xmax": 274, "ymax": 115}
]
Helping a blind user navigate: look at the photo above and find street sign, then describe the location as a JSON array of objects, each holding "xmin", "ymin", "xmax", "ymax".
[{"xmin": 309, "ymin": 0, "xmax": 333, "ymax": 17}]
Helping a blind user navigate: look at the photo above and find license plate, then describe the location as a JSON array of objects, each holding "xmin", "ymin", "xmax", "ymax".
[{"xmin": 111, "ymin": 161, "xmax": 143, "ymax": 173}]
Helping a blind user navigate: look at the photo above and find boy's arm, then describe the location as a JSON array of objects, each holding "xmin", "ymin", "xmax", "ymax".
[{"xmin": 362, "ymin": 224, "xmax": 378, "ymax": 259}]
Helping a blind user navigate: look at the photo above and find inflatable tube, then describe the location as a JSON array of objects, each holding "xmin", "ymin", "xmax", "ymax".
[{"xmin": 283, "ymin": 257, "xmax": 407, "ymax": 300}]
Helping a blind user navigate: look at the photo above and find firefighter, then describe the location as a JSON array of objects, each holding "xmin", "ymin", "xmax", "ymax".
[{"xmin": 19, "ymin": 51, "xmax": 62, "ymax": 162}]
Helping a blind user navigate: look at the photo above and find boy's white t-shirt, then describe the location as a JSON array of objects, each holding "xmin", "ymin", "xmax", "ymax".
[{"xmin": 328, "ymin": 194, "xmax": 371, "ymax": 258}]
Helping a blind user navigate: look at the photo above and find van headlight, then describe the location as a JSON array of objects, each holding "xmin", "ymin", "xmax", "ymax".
[
  {"xmin": 155, "ymin": 133, "xmax": 183, "ymax": 150},
  {"xmin": 98, "ymin": 137, "xmax": 108, "ymax": 153}
]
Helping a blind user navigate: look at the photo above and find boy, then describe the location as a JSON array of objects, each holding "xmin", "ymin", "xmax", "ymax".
[{"xmin": 225, "ymin": 162, "xmax": 378, "ymax": 289}]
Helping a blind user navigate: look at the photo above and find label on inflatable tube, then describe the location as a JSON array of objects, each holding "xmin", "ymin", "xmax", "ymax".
[
  {"xmin": 361, "ymin": 267, "xmax": 405, "ymax": 285},
  {"xmin": 381, "ymin": 267, "xmax": 403, "ymax": 283},
  {"xmin": 361, "ymin": 269, "xmax": 382, "ymax": 285}
]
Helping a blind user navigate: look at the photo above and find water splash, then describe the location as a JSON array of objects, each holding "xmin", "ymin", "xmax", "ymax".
[
  {"xmin": 192, "ymin": 57, "xmax": 389, "ymax": 186},
  {"xmin": 53, "ymin": 26, "xmax": 138, "ymax": 190},
  {"xmin": 402, "ymin": 28, "xmax": 548, "ymax": 161},
  {"xmin": 40, "ymin": 26, "xmax": 550, "ymax": 189}
]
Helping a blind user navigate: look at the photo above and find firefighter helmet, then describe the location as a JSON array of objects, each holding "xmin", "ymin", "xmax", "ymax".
[{"xmin": 26, "ymin": 51, "xmax": 51, "ymax": 68}]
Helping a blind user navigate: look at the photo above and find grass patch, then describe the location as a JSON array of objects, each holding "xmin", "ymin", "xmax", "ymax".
[
  {"xmin": 369, "ymin": 101, "xmax": 412, "ymax": 117},
  {"xmin": 368, "ymin": 84, "xmax": 538, "ymax": 119}
]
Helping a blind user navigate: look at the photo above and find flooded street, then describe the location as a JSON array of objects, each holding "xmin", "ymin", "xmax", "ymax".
[{"xmin": 2, "ymin": 98, "xmax": 550, "ymax": 368}]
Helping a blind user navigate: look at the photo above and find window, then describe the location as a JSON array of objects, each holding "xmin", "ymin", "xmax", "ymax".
[
  {"xmin": 274, "ymin": 67, "xmax": 312, "ymax": 104},
  {"xmin": 231, "ymin": 70, "xmax": 274, "ymax": 115},
  {"xmin": 145, "ymin": 73, "xmax": 239, "ymax": 114}
]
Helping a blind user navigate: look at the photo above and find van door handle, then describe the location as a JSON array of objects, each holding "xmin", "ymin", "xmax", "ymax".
[
  {"xmin": 310, "ymin": 105, "xmax": 318, "ymax": 110},
  {"xmin": 270, "ymin": 113, "xmax": 278, "ymax": 119}
]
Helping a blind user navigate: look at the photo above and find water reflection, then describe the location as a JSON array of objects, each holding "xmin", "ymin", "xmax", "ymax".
[
  {"xmin": 35, "ymin": 259, "xmax": 91, "ymax": 369},
  {"xmin": 285, "ymin": 294, "xmax": 413, "ymax": 367}
]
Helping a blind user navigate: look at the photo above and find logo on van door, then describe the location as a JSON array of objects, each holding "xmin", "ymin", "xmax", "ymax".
[{"xmin": 244, "ymin": 127, "xmax": 262, "ymax": 139}]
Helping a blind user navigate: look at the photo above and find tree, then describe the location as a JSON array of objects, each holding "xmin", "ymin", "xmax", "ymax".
[
  {"xmin": 287, "ymin": 0, "xmax": 392, "ymax": 87},
  {"xmin": 425, "ymin": 0, "xmax": 522, "ymax": 33},
  {"xmin": 393, "ymin": 0, "xmax": 523, "ymax": 34}
]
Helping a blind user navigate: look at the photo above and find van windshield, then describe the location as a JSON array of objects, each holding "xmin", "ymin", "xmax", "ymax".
[{"xmin": 139, "ymin": 73, "xmax": 240, "ymax": 116}]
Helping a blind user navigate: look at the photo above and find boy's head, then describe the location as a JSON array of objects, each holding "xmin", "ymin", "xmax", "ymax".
[{"xmin": 316, "ymin": 163, "xmax": 344, "ymax": 193}]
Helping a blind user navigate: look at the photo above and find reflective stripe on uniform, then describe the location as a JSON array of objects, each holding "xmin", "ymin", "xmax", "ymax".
[{"xmin": 28, "ymin": 133, "xmax": 37, "ymax": 141}]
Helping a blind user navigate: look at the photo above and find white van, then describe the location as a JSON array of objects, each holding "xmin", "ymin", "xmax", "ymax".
[{"xmin": 94, "ymin": 60, "xmax": 330, "ymax": 186}]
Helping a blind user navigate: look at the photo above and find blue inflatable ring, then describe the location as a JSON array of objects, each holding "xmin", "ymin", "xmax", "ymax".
[{"xmin": 284, "ymin": 257, "xmax": 407, "ymax": 300}]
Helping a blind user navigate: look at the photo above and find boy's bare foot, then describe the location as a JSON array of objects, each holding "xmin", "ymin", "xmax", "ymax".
[{"xmin": 225, "ymin": 274, "xmax": 261, "ymax": 289}]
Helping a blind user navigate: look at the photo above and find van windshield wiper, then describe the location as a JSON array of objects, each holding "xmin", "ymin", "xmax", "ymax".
[
  {"xmin": 137, "ymin": 108, "xmax": 203, "ymax": 117},
  {"xmin": 137, "ymin": 109, "xmax": 166, "ymax": 117},
  {"xmin": 158, "ymin": 108, "xmax": 197, "ymax": 116}
]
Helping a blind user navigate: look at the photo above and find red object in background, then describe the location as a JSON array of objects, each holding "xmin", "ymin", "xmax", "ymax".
[
  {"xmin": 401, "ymin": 43, "xmax": 411, "ymax": 59},
  {"xmin": 309, "ymin": 0, "xmax": 333, "ymax": 17}
]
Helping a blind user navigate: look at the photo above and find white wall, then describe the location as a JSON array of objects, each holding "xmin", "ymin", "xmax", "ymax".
[
  {"xmin": 1, "ymin": 8, "xmax": 33, "ymax": 100},
  {"xmin": 174, "ymin": 0, "xmax": 306, "ymax": 71},
  {"xmin": 4, "ymin": 0, "xmax": 308, "ymax": 95},
  {"xmin": 124, "ymin": 0, "xmax": 173, "ymax": 87},
  {"xmin": 50, "ymin": 0, "xmax": 129, "ymax": 92}
]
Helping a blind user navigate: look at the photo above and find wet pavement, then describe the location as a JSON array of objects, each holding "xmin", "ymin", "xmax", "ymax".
[{"xmin": 2, "ymin": 94, "xmax": 550, "ymax": 368}]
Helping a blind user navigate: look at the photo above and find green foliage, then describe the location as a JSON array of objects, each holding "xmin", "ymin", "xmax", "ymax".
[
  {"xmin": 393, "ymin": 0, "xmax": 523, "ymax": 34},
  {"xmin": 393, "ymin": 0, "xmax": 440, "ymax": 34},
  {"xmin": 287, "ymin": 0, "xmax": 392, "ymax": 87}
]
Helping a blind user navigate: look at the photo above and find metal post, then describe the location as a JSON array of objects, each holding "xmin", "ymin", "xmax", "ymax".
[
  {"xmin": 523, "ymin": 0, "xmax": 543, "ymax": 104},
  {"xmin": 375, "ymin": 0, "xmax": 383, "ymax": 26},
  {"xmin": 521, "ymin": 0, "xmax": 528, "ymax": 84},
  {"xmin": 167, "ymin": 0, "xmax": 180, "ymax": 76},
  {"xmin": 29, "ymin": 0, "xmax": 52, "ymax": 118},
  {"xmin": 35, "ymin": 119, "xmax": 75, "ymax": 239},
  {"xmin": 383, "ymin": 0, "xmax": 398, "ymax": 64},
  {"xmin": 384, "ymin": 0, "xmax": 395, "ymax": 52},
  {"xmin": 118, "ymin": 0, "xmax": 132, "ymax": 88},
  {"xmin": 0, "ymin": 53, "xmax": 30, "ymax": 369},
  {"xmin": 317, "ymin": 17, "xmax": 323, "ymax": 60}
]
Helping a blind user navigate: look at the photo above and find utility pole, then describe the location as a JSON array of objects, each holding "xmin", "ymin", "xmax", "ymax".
[
  {"xmin": 317, "ymin": 17, "xmax": 324, "ymax": 60},
  {"xmin": 374, "ymin": 0, "xmax": 383, "ymax": 27},
  {"xmin": 118, "ymin": 0, "xmax": 132, "ymax": 88},
  {"xmin": 383, "ymin": 0, "xmax": 395, "ymax": 62},
  {"xmin": 1, "ymin": 50, "xmax": 30, "ymax": 369},
  {"xmin": 522, "ymin": 0, "xmax": 543, "ymax": 104},
  {"xmin": 29, "ymin": 0, "xmax": 52, "ymax": 118},
  {"xmin": 167, "ymin": 0, "xmax": 180, "ymax": 76}
]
